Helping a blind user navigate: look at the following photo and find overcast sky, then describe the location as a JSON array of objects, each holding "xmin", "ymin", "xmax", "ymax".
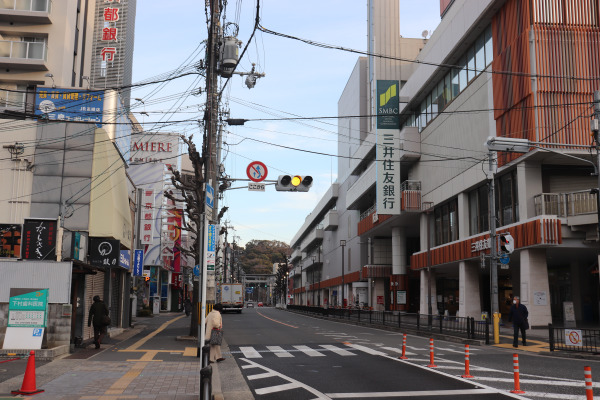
[{"xmin": 131, "ymin": 0, "xmax": 441, "ymax": 246}]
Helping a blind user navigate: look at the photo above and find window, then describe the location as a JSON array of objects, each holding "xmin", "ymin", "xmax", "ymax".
[
  {"xmin": 484, "ymin": 25, "xmax": 493, "ymax": 66},
  {"xmin": 459, "ymin": 55, "xmax": 467, "ymax": 92},
  {"xmin": 443, "ymin": 73, "xmax": 452, "ymax": 105},
  {"xmin": 469, "ymin": 185, "xmax": 489, "ymax": 235},
  {"xmin": 451, "ymin": 67, "xmax": 460, "ymax": 98},
  {"xmin": 466, "ymin": 46, "xmax": 475, "ymax": 82},
  {"xmin": 434, "ymin": 199, "xmax": 459, "ymax": 246},
  {"xmin": 475, "ymin": 35, "xmax": 485, "ymax": 73},
  {"xmin": 497, "ymin": 171, "xmax": 519, "ymax": 226}
]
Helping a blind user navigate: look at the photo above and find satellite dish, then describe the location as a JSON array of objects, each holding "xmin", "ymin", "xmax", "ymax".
[{"xmin": 422, "ymin": 30, "xmax": 429, "ymax": 39}]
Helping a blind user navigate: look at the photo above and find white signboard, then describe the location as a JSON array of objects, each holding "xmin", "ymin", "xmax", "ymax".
[
  {"xmin": 248, "ymin": 182, "xmax": 265, "ymax": 192},
  {"xmin": 8, "ymin": 310, "xmax": 45, "ymax": 327},
  {"xmin": 564, "ymin": 329, "xmax": 583, "ymax": 347}
]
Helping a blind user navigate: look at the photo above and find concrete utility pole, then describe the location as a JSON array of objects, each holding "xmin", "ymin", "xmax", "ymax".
[
  {"xmin": 487, "ymin": 150, "xmax": 500, "ymax": 344},
  {"xmin": 592, "ymin": 90, "xmax": 600, "ymax": 305}
]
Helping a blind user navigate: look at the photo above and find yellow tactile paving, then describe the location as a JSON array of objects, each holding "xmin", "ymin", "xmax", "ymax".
[{"xmin": 493, "ymin": 334, "xmax": 550, "ymax": 352}]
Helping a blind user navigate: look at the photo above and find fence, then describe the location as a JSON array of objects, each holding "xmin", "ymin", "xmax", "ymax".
[
  {"xmin": 287, "ymin": 305, "xmax": 489, "ymax": 343},
  {"xmin": 549, "ymin": 324, "xmax": 600, "ymax": 354}
]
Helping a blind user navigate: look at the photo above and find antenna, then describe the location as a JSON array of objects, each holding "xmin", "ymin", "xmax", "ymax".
[{"xmin": 422, "ymin": 30, "xmax": 429, "ymax": 39}]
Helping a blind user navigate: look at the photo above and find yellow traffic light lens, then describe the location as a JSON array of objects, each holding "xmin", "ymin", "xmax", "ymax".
[{"xmin": 291, "ymin": 175, "xmax": 302, "ymax": 186}]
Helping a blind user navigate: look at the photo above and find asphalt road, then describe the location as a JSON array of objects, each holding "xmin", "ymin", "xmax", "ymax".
[{"xmin": 223, "ymin": 307, "xmax": 563, "ymax": 399}]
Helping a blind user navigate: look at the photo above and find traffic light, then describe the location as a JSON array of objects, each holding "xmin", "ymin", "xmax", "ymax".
[
  {"xmin": 275, "ymin": 175, "xmax": 313, "ymax": 192},
  {"xmin": 499, "ymin": 233, "xmax": 514, "ymax": 254}
]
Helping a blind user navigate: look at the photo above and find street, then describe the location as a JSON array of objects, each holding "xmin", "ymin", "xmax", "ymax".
[
  {"xmin": 0, "ymin": 309, "xmax": 599, "ymax": 399},
  {"xmin": 226, "ymin": 307, "xmax": 600, "ymax": 399}
]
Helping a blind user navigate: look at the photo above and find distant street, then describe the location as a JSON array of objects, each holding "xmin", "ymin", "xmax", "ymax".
[{"xmin": 225, "ymin": 307, "xmax": 600, "ymax": 400}]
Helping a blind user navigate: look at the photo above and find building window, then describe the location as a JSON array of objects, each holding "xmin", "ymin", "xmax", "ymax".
[
  {"xmin": 497, "ymin": 170, "xmax": 519, "ymax": 226},
  {"xmin": 434, "ymin": 198, "xmax": 458, "ymax": 246},
  {"xmin": 469, "ymin": 185, "xmax": 489, "ymax": 235}
]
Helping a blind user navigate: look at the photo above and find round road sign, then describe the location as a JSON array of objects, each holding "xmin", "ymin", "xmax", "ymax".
[{"xmin": 246, "ymin": 161, "xmax": 268, "ymax": 182}]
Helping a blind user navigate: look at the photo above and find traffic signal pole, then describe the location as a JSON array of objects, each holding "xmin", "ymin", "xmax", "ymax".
[{"xmin": 488, "ymin": 151, "xmax": 500, "ymax": 344}]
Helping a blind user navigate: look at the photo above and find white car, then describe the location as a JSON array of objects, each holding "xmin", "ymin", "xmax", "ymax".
[{"xmin": 247, "ymin": 301, "xmax": 254, "ymax": 308}]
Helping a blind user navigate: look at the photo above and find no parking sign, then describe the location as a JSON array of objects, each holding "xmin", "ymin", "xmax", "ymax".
[{"xmin": 565, "ymin": 329, "xmax": 582, "ymax": 346}]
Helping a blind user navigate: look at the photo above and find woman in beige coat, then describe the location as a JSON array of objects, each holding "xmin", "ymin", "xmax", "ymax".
[{"xmin": 205, "ymin": 303, "xmax": 224, "ymax": 362}]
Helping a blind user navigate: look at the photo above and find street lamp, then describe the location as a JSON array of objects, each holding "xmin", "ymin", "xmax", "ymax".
[{"xmin": 340, "ymin": 240, "xmax": 346, "ymax": 308}]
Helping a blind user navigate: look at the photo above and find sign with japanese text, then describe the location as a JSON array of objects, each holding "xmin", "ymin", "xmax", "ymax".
[
  {"xmin": 141, "ymin": 189, "xmax": 155, "ymax": 245},
  {"xmin": 0, "ymin": 224, "xmax": 21, "ymax": 258},
  {"xmin": 376, "ymin": 80, "xmax": 401, "ymax": 215},
  {"xmin": 21, "ymin": 219, "xmax": 57, "ymax": 260},
  {"xmin": 100, "ymin": 0, "xmax": 121, "ymax": 62},
  {"xmin": 8, "ymin": 288, "xmax": 48, "ymax": 328},
  {"xmin": 133, "ymin": 249, "xmax": 144, "ymax": 276},
  {"xmin": 35, "ymin": 88, "xmax": 104, "ymax": 125},
  {"xmin": 206, "ymin": 224, "xmax": 216, "ymax": 271},
  {"xmin": 119, "ymin": 250, "xmax": 131, "ymax": 270},
  {"xmin": 89, "ymin": 238, "xmax": 120, "ymax": 267}
]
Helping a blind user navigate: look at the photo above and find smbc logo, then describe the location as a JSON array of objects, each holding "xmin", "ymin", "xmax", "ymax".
[{"xmin": 379, "ymin": 84, "xmax": 397, "ymax": 107}]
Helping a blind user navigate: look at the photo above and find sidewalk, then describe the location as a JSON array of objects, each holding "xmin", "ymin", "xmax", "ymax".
[{"xmin": 0, "ymin": 312, "xmax": 253, "ymax": 399}]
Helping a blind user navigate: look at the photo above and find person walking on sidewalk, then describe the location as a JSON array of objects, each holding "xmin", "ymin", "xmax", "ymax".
[
  {"xmin": 88, "ymin": 295, "xmax": 109, "ymax": 349},
  {"xmin": 205, "ymin": 303, "xmax": 225, "ymax": 362},
  {"xmin": 508, "ymin": 295, "xmax": 529, "ymax": 348},
  {"xmin": 184, "ymin": 298, "xmax": 192, "ymax": 317}
]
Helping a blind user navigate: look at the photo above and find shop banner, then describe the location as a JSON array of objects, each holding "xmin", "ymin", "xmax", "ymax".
[
  {"xmin": 89, "ymin": 237, "xmax": 120, "ymax": 267},
  {"xmin": 0, "ymin": 224, "xmax": 21, "ymax": 258},
  {"xmin": 21, "ymin": 219, "xmax": 57, "ymax": 260}
]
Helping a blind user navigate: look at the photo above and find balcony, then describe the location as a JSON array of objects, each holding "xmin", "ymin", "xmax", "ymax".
[
  {"xmin": 534, "ymin": 190, "xmax": 597, "ymax": 226},
  {"xmin": 401, "ymin": 180, "xmax": 421, "ymax": 211},
  {"xmin": 0, "ymin": 40, "xmax": 48, "ymax": 71},
  {"xmin": 323, "ymin": 210, "xmax": 338, "ymax": 231},
  {"xmin": 0, "ymin": 89, "xmax": 26, "ymax": 111},
  {"xmin": 0, "ymin": 0, "xmax": 52, "ymax": 23},
  {"xmin": 399, "ymin": 126, "xmax": 420, "ymax": 162},
  {"xmin": 290, "ymin": 248, "xmax": 302, "ymax": 262},
  {"xmin": 300, "ymin": 227, "xmax": 324, "ymax": 252}
]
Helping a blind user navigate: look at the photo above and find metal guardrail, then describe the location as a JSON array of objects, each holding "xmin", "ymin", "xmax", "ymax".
[
  {"xmin": 287, "ymin": 305, "xmax": 489, "ymax": 342},
  {"xmin": 0, "ymin": 0, "xmax": 52, "ymax": 12},
  {"xmin": 534, "ymin": 191, "xmax": 597, "ymax": 218},
  {"xmin": 549, "ymin": 324, "xmax": 600, "ymax": 354}
]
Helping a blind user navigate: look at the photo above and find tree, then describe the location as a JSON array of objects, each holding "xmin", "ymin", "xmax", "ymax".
[{"xmin": 237, "ymin": 240, "xmax": 291, "ymax": 274}]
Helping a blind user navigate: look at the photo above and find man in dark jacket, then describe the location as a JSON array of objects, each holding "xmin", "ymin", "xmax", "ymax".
[
  {"xmin": 508, "ymin": 295, "xmax": 528, "ymax": 348},
  {"xmin": 88, "ymin": 296, "xmax": 109, "ymax": 349}
]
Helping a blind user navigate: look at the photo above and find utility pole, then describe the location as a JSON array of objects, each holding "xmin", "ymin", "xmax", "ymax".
[
  {"xmin": 592, "ymin": 90, "xmax": 600, "ymax": 311},
  {"xmin": 488, "ymin": 150, "xmax": 500, "ymax": 344}
]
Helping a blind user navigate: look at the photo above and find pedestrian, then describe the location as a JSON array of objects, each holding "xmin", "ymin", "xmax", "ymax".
[
  {"xmin": 205, "ymin": 303, "xmax": 225, "ymax": 362},
  {"xmin": 184, "ymin": 298, "xmax": 192, "ymax": 317},
  {"xmin": 88, "ymin": 295, "xmax": 110, "ymax": 349},
  {"xmin": 508, "ymin": 295, "xmax": 528, "ymax": 348}
]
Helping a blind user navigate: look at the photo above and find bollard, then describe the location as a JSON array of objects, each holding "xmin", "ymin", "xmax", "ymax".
[
  {"xmin": 427, "ymin": 338, "xmax": 437, "ymax": 368},
  {"xmin": 398, "ymin": 333, "xmax": 408, "ymax": 360},
  {"xmin": 202, "ymin": 344, "xmax": 210, "ymax": 368},
  {"xmin": 585, "ymin": 366, "xmax": 594, "ymax": 400},
  {"xmin": 510, "ymin": 353, "xmax": 525, "ymax": 394},
  {"xmin": 200, "ymin": 365, "xmax": 212, "ymax": 400},
  {"xmin": 461, "ymin": 344, "xmax": 474, "ymax": 378}
]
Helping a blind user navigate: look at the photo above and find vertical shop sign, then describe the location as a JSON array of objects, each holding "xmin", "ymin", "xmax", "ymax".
[
  {"xmin": 376, "ymin": 80, "xmax": 401, "ymax": 215},
  {"xmin": 21, "ymin": 219, "xmax": 57, "ymax": 260},
  {"xmin": 141, "ymin": 189, "xmax": 155, "ymax": 245},
  {"xmin": 100, "ymin": 1, "xmax": 120, "ymax": 62}
]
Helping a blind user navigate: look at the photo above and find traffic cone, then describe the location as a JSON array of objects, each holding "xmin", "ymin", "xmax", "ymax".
[{"xmin": 11, "ymin": 351, "xmax": 44, "ymax": 396}]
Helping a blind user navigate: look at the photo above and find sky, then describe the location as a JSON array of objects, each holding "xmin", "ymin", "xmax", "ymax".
[{"xmin": 131, "ymin": 0, "xmax": 441, "ymax": 247}]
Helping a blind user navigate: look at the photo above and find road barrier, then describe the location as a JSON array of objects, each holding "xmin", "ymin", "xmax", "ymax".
[
  {"xmin": 510, "ymin": 353, "xmax": 525, "ymax": 394},
  {"xmin": 287, "ymin": 306, "xmax": 489, "ymax": 342},
  {"xmin": 584, "ymin": 366, "xmax": 593, "ymax": 400},
  {"xmin": 461, "ymin": 344, "xmax": 474, "ymax": 378},
  {"xmin": 427, "ymin": 338, "xmax": 437, "ymax": 368},
  {"xmin": 549, "ymin": 324, "xmax": 600, "ymax": 354},
  {"xmin": 399, "ymin": 333, "xmax": 408, "ymax": 360}
]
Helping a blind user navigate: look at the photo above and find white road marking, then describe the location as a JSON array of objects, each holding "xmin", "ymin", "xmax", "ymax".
[
  {"xmin": 320, "ymin": 345, "xmax": 356, "ymax": 356},
  {"xmin": 326, "ymin": 388, "xmax": 498, "ymax": 398},
  {"xmin": 469, "ymin": 377, "xmax": 600, "ymax": 388},
  {"xmin": 520, "ymin": 392, "xmax": 592, "ymax": 399},
  {"xmin": 239, "ymin": 346, "xmax": 262, "ymax": 358},
  {"xmin": 266, "ymin": 346, "xmax": 293, "ymax": 357},
  {"xmin": 255, "ymin": 382, "xmax": 300, "ymax": 394},
  {"xmin": 294, "ymin": 345, "xmax": 326, "ymax": 357},
  {"xmin": 247, "ymin": 371, "xmax": 277, "ymax": 380},
  {"xmin": 345, "ymin": 343, "xmax": 387, "ymax": 356},
  {"xmin": 381, "ymin": 346, "xmax": 417, "ymax": 356}
]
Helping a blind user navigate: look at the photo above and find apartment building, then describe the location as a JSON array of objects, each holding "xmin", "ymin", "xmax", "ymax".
[{"xmin": 290, "ymin": 0, "xmax": 600, "ymax": 327}]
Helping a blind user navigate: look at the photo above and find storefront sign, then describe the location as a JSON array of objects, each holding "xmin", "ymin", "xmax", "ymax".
[
  {"xmin": 376, "ymin": 80, "xmax": 401, "ymax": 215},
  {"xmin": 119, "ymin": 250, "xmax": 131, "ymax": 270},
  {"xmin": 206, "ymin": 224, "xmax": 216, "ymax": 271},
  {"xmin": 133, "ymin": 249, "xmax": 144, "ymax": 276},
  {"xmin": 21, "ymin": 219, "xmax": 57, "ymax": 260},
  {"xmin": 35, "ymin": 88, "xmax": 104, "ymax": 125},
  {"xmin": 89, "ymin": 238, "xmax": 120, "ymax": 267},
  {"xmin": 130, "ymin": 133, "xmax": 180, "ymax": 164},
  {"xmin": 141, "ymin": 189, "xmax": 155, "ymax": 245},
  {"xmin": 0, "ymin": 224, "xmax": 21, "ymax": 258},
  {"xmin": 8, "ymin": 288, "xmax": 48, "ymax": 328},
  {"xmin": 396, "ymin": 291, "xmax": 407, "ymax": 305}
]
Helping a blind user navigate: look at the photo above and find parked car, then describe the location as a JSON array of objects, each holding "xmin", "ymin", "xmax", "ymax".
[
  {"xmin": 247, "ymin": 301, "xmax": 254, "ymax": 308},
  {"xmin": 257, "ymin": 302, "xmax": 263, "ymax": 307}
]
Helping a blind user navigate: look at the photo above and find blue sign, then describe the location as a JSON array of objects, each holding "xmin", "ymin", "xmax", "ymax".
[
  {"xmin": 32, "ymin": 328, "xmax": 43, "ymax": 337},
  {"xmin": 208, "ymin": 225, "xmax": 216, "ymax": 252},
  {"xmin": 34, "ymin": 88, "xmax": 104, "ymax": 126},
  {"xmin": 246, "ymin": 288, "xmax": 253, "ymax": 294},
  {"xmin": 206, "ymin": 184, "xmax": 214, "ymax": 208},
  {"xmin": 133, "ymin": 249, "xmax": 144, "ymax": 276},
  {"xmin": 119, "ymin": 250, "xmax": 131, "ymax": 270},
  {"xmin": 499, "ymin": 254, "xmax": 510, "ymax": 264},
  {"xmin": 193, "ymin": 265, "xmax": 200, "ymax": 276}
]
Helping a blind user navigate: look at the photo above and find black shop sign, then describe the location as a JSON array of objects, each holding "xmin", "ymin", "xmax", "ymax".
[{"xmin": 89, "ymin": 237, "xmax": 120, "ymax": 267}]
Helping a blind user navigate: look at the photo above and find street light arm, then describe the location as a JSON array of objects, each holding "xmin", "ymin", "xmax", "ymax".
[{"xmin": 530, "ymin": 145, "xmax": 598, "ymax": 175}]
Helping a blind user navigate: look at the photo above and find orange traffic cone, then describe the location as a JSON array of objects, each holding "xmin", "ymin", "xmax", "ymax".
[{"xmin": 11, "ymin": 351, "xmax": 44, "ymax": 396}]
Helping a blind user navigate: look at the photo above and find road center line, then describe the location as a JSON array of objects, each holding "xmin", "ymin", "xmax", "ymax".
[{"xmin": 257, "ymin": 311, "xmax": 298, "ymax": 328}]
